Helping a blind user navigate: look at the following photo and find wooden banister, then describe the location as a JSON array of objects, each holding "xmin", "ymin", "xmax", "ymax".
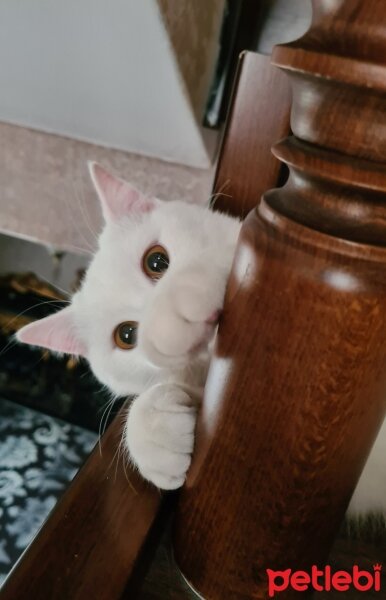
[{"xmin": 173, "ymin": 2, "xmax": 386, "ymax": 599}]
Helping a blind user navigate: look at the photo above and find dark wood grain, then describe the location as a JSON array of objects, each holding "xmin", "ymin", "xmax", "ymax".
[
  {"xmin": 1, "ymin": 407, "xmax": 162, "ymax": 600},
  {"xmin": 174, "ymin": 2, "xmax": 386, "ymax": 599},
  {"xmin": 212, "ymin": 52, "xmax": 291, "ymax": 218}
]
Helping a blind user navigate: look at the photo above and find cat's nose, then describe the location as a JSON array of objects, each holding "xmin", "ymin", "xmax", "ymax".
[
  {"xmin": 174, "ymin": 285, "xmax": 220, "ymax": 324},
  {"xmin": 205, "ymin": 310, "xmax": 221, "ymax": 325}
]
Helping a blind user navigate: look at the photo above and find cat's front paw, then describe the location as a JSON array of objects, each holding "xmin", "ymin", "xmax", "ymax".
[{"xmin": 125, "ymin": 384, "xmax": 197, "ymax": 490}]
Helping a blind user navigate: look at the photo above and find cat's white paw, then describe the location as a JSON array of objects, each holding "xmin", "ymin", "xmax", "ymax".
[{"xmin": 125, "ymin": 383, "xmax": 197, "ymax": 489}]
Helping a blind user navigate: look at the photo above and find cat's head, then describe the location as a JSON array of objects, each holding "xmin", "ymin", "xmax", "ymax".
[{"xmin": 16, "ymin": 163, "xmax": 240, "ymax": 396}]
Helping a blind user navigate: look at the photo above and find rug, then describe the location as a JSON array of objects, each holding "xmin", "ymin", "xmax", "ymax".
[{"xmin": 0, "ymin": 396, "xmax": 97, "ymax": 587}]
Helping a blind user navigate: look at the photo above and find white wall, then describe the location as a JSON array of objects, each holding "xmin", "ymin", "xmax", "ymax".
[
  {"xmin": 0, "ymin": 0, "xmax": 219, "ymax": 168},
  {"xmin": 257, "ymin": 0, "xmax": 311, "ymax": 54}
]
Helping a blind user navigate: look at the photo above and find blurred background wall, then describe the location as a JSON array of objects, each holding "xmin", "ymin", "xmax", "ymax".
[
  {"xmin": 0, "ymin": 0, "xmax": 224, "ymax": 169},
  {"xmin": 0, "ymin": 0, "xmax": 311, "ymax": 287}
]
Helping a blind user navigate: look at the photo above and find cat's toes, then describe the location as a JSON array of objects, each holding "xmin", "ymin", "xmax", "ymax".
[
  {"xmin": 125, "ymin": 384, "xmax": 197, "ymax": 489},
  {"xmin": 133, "ymin": 446, "xmax": 192, "ymax": 490},
  {"xmin": 141, "ymin": 450, "xmax": 192, "ymax": 489},
  {"xmin": 144, "ymin": 471, "xmax": 186, "ymax": 490}
]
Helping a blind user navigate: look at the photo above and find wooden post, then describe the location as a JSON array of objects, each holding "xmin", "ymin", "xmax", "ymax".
[{"xmin": 173, "ymin": 2, "xmax": 386, "ymax": 599}]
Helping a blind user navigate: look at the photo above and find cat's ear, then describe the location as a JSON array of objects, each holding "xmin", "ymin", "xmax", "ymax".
[
  {"xmin": 16, "ymin": 306, "xmax": 86, "ymax": 356},
  {"xmin": 88, "ymin": 162, "xmax": 156, "ymax": 222}
]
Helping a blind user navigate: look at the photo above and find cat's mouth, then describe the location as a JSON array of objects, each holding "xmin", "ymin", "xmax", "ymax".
[{"xmin": 188, "ymin": 322, "xmax": 218, "ymax": 355}]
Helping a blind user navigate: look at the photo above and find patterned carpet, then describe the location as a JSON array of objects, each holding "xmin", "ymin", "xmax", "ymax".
[{"xmin": 0, "ymin": 396, "xmax": 97, "ymax": 587}]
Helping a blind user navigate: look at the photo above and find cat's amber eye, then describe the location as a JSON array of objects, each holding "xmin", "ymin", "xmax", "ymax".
[
  {"xmin": 143, "ymin": 245, "xmax": 169, "ymax": 279},
  {"xmin": 113, "ymin": 321, "xmax": 138, "ymax": 350}
]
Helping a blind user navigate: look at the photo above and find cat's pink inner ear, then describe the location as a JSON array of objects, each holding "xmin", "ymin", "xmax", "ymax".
[
  {"xmin": 16, "ymin": 307, "xmax": 86, "ymax": 356},
  {"xmin": 88, "ymin": 161, "xmax": 155, "ymax": 222}
]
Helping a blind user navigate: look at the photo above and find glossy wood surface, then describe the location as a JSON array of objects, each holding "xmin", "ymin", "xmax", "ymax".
[
  {"xmin": 213, "ymin": 52, "xmax": 291, "ymax": 218},
  {"xmin": 1, "ymin": 407, "xmax": 162, "ymax": 600},
  {"xmin": 174, "ymin": 2, "xmax": 386, "ymax": 598}
]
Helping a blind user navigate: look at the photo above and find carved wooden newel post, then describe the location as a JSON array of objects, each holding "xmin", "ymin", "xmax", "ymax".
[{"xmin": 173, "ymin": 1, "xmax": 386, "ymax": 599}]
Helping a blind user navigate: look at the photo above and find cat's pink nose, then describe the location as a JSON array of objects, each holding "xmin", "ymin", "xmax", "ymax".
[{"xmin": 205, "ymin": 310, "xmax": 221, "ymax": 324}]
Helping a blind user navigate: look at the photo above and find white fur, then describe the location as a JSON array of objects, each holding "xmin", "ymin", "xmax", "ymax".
[
  {"xmin": 17, "ymin": 169, "xmax": 386, "ymax": 510},
  {"xmin": 70, "ymin": 199, "xmax": 241, "ymax": 488}
]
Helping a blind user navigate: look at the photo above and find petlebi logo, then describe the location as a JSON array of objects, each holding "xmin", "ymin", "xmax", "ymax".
[{"xmin": 266, "ymin": 564, "xmax": 382, "ymax": 597}]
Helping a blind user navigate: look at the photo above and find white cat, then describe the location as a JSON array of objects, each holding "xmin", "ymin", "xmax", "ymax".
[
  {"xmin": 16, "ymin": 163, "xmax": 386, "ymax": 520},
  {"xmin": 17, "ymin": 163, "xmax": 240, "ymax": 490}
]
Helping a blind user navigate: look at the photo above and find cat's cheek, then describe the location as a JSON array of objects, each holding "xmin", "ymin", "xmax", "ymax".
[
  {"xmin": 84, "ymin": 350, "xmax": 140, "ymax": 396},
  {"xmin": 138, "ymin": 321, "xmax": 203, "ymax": 367}
]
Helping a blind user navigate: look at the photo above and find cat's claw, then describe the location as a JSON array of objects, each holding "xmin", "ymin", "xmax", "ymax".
[{"xmin": 125, "ymin": 383, "xmax": 197, "ymax": 490}]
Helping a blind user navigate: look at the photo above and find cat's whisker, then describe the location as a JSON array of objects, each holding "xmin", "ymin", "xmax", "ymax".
[
  {"xmin": 122, "ymin": 451, "xmax": 136, "ymax": 491},
  {"xmin": 101, "ymin": 395, "xmax": 118, "ymax": 437},
  {"xmin": 113, "ymin": 446, "xmax": 122, "ymax": 483},
  {"xmin": 0, "ymin": 336, "xmax": 20, "ymax": 358},
  {"xmin": 119, "ymin": 418, "xmax": 138, "ymax": 494},
  {"xmin": 2, "ymin": 299, "xmax": 70, "ymax": 333},
  {"xmin": 209, "ymin": 190, "xmax": 232, "ymax": 204},
  {"xmin": 74, "ymin": 177, "xmax": 100, "ymax": 243},
  {"xmin": 107, "ymin": 430, "xmax": 122, "ymax": 476},
  {"xmin": 38, "ymin": 273, "xmax": 71, "ymax": 299},
  {"xmin": 214, "ymin": 178, "xmax": 232, "ymax": 195},
  {"xmin": 109, "ymin": 414, "xmax": 134, "ymax": 491},
  {"xmin": 115, "ymin": 432, "xmax": 126, "ymax": 483},
  {"xmin": 98, "ymin": 397, "xmax": 116, "ymax": 456},
  {"xmin": 209, "ymin": 179, "xmax": 232, "ymax": 209},
  {"xmin": 63, "ymin": 208, "xmax": 95, "ymax": 254},
  {"xmin": 27, "ymin": 351, "xmax": 49, "ymax": 372},
  {"xmin": 66, "ymin": 245, "xmax": 94, "ymax": 256},
  {"xmin": 62, "ymin": 180, "xmax": 96, "ymax": 253}
]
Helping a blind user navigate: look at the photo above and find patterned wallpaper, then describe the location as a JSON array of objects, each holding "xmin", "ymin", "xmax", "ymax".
[{"xmin": 157, "ymin": 0, "xmax": 225, "ymax": 120}]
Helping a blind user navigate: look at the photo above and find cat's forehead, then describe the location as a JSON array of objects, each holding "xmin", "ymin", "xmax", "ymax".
[
  {"xmin": 78, "ymin": 200, "xmax": 216, "ymax": 302},
  {"xmin": 83, "ymin": 248, "xmax": 146, "ymax": 306},
  {"xmin": 99, "ymin": 201, "xmax": 211, "ymax": 255},
  {"xmin": 76, "ymin": 228, "xmax": 147, "ymax": 313}
]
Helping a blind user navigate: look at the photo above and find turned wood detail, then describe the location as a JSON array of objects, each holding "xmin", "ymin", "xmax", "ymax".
[
  {"xmin": 173, "ymin": 2, "xmax": 386, "ymax": 599},
  {"xmin": 271, "ymin": 0, "xmax": 386, "ymax": 246}
]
